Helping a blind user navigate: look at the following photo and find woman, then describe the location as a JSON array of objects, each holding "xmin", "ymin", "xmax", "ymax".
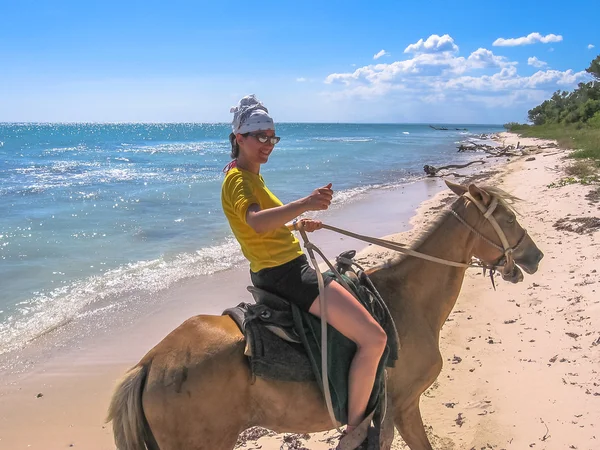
[{"xmin": 221, "ymin": 95, "xmax": 387, "ymax": 441}]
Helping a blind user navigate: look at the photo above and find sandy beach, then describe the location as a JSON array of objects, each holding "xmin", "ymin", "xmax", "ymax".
[{"xmin": 1, "ymin": 131, "xmax": 599, "ymax": 450}]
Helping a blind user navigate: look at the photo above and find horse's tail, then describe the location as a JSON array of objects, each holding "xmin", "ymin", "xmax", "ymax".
[{"xmin": 107, "ymin": 364, "xmax": 157, "ymax": 450}]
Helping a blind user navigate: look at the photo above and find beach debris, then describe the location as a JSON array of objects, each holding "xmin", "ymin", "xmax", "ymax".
[
  {"xmin": 454, "ymin": 413, "xmax": 465, "ymax": 427},
  {"xmin": 280, "ymin": 433, "xmax": 310, "ymax": 450},
  {"xmin": 539, "ymin": 142, "xmax": 559, "ymax": 149},
  {"xmin": 320, "ymin": 432, "xmax": 342, "ymax": 446},
  {"xmin": 585, "ymin": 187, "xmax": 600, "ymax": 204},
  {"xmin": 526, "ymin": 157, "xmax": 536, "ymax": 161},
  {"xmin": 451, "ymin": 355, "xmax": 462, "ymax": 364},
  {"xmin": 36, "ymin": 393, "xmax": 43, "ymax": 398},
  {"xmin": 540, "ymin": 418, "xmax": 551, "ymax": 442},
  {"xmin": 456, "ymin": 140, "xmax": 532, "ymax": 158},
  {"xmin": 553, "ymin": 217, "xmax": 600, "ymax": 234},
  {"xmin": 423, "ymin": 160, "xmax": 485, "ymax": 177},
  {"xmin": 443, "ymin": 402, "xmax": 457, "ymax": 408},
  {"xmin": 235, "ymin": 427, "xmax": 274, "ymax": 448}
]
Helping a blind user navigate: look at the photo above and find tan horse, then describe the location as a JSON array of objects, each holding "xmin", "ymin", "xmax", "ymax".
[{"xmin": 107, "ymin": 181, "xmax": 543, "ymax": 450}]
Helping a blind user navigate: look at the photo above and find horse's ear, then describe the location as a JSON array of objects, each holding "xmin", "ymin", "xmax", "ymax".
[
  {"xmin": 445, "ymin": 180, "xmax": 467, "ymax": 196},
  {"xmin": 467, "ymin": 184, "xmax": 492, "ymax": 205}
]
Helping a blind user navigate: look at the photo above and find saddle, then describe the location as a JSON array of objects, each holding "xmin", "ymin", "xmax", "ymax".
[{"xmin": 222, "ymin": 251, "xmax": 399, "ymax": 431}]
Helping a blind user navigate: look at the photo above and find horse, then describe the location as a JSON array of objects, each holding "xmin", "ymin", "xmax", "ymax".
[{"xmin": 107, "ymin": 181, "xmax": 544, "ymax": 450}]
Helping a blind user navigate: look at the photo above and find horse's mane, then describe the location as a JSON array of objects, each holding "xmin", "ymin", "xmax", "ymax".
[
  {"xmin": 480, "ymin": 185, "xmax": 521, "ymax": 215},
  {"xmin": 370, "ymin": 184, "xmax": 521, "ymax": 269},
  {"xmin": 413, "ymin": 185, "xmax": 521, "ymax": 247}
]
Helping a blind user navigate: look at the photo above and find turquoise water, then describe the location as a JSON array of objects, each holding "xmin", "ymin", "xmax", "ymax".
[{"xmin": 0, "ymin": 123, "xmax": 501, "ymax": 354}]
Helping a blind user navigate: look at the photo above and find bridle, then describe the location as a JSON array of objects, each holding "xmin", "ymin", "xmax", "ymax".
[
  {"xmin": 302, "ymin": 192, "xmax": 529, "ymax": 280},
  {"xmin": 450, "ymin": 192, "xmax": 529, "ymax": 288}
]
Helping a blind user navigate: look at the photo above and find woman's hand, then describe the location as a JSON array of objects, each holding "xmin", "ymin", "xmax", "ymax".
[
  {"xmin": 297, "ymin": 219, "xmax": 323, "ymax": 233},
  {"xmin": 303, "ymin": 183, "xmax": 333, "ymax": 212}
]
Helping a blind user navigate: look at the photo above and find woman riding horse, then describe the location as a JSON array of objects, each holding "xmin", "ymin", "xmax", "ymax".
[{"xmin": 221, "ymin": 95, "xmax": 387, "ymax": 445}]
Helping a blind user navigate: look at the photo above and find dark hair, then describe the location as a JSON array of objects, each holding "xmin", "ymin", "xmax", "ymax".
[
  {"xmin": 229, "ymin": 132, "xmax": 239, "ymax": 159},
  {"xmin": 229, "ymin": 132, "xmax": 251, "ymax": 159}
]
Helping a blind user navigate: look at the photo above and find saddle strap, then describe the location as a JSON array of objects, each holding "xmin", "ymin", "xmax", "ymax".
[{"xmin": 298, "ymin": 227, "xmax": 344, "ymax": 433}]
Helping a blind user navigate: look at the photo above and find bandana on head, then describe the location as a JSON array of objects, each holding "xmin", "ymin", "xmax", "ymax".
[{"xmin": 230, "ymin": 94, "xmax": 275, "ymax": 135}]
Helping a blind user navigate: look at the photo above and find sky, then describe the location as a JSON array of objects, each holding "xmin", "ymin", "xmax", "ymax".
[{"xmin": 0, "ymin": 0, "xmax": 598, "ymax": 124}]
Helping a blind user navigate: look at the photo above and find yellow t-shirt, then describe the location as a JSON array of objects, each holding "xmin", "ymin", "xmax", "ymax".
[{"xmin": 221, "ymin": 167, "xmax": 303, "ymax": 272}]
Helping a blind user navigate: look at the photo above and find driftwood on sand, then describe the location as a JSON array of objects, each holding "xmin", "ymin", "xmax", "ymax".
[
  {"xmin": 456, "ymin": 141, "xmax": 556, "ymax": 158},
  {"xmin": 423, "ymin": 160, "xmax": 486, "ymax": 178}
]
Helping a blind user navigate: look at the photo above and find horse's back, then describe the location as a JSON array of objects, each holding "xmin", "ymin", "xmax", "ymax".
[{"xmin": 141, "ymin": 315, "xmax": 252, "ymax": 449}]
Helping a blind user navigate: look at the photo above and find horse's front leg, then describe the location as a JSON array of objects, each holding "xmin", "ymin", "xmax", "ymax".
[
  {"xmin": 388, "ymin": 342, "xmax": 442, "ymax": 450},
  {"xmin": 393, "ymin": 400, "xmax": 433, "ymax": 450}
]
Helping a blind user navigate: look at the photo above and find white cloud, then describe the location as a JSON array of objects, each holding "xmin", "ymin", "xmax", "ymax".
[
  {"xmin": 373, "ymin": 49, "xmax": 389, "ymax": 60},
  {"xmin": 296, "ymin": 77, "xmax": 307, "ymax": 82},
  {"xmin": 467, "ymin": 48, "xmax": 515, "ymax": 69},
  {"xmin": 589, "ymin": 44, "xmax": 595, "ymax": 49},
  {"xmin": 325, "ymin": 48, "xmax": 516, "ymax": 85},
  {"xmin": 493, "ymin": 32, "xmax": 563, "ymax": 47},
  {"xmin": 442, "ymin": 68, "xmax": 586, "ymax": 92},
  {"xmin": 323, "ymin": 40, "xmax": 587, "ymax": 108},
  {"xmin": 404, "ymin": 34, "xmax": 459, "ymax": 54},
  {"xmin": 527, "ymin": 57, "xmax": 547, "ymax": 68}
]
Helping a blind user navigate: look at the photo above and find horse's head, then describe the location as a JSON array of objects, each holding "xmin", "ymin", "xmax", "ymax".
[{"xmin": 445, "ymin": 180, "xmax": 544, "ymax": 284}]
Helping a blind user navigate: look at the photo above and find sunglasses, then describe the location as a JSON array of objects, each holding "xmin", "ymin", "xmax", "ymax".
[{"xmin": 247, "ymin": 133, "xmax": 281, "ymax": 145}]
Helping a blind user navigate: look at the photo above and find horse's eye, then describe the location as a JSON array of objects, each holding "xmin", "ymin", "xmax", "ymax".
[{"xmin": 507, "ymin": 215, "xmax": 515, "ymax": 224}]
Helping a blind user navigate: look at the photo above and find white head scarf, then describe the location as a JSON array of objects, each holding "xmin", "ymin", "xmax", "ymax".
[{"xmin": 230, "ymin": 94, "xmax": 275, "ymax": 135}]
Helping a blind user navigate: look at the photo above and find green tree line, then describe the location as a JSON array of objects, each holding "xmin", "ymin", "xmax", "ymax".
[{"xmin": 526, "ymin": 55, "xmax": 600, "ymax": 126}]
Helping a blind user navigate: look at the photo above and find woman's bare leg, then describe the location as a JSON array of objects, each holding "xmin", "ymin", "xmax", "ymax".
[{"xmin": 308, "ymin": 281, "xmax": 387, "ymax": 428}]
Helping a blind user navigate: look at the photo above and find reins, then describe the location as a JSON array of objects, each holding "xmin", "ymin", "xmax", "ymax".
[{"xmin": 295, "ymin": 192, "xmax": 528, "ymax": 437}]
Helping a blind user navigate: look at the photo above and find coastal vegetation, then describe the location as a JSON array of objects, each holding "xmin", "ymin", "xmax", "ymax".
[{"xmin": 505, "ymin": 55, "xmax": 600, "ymax": 164}]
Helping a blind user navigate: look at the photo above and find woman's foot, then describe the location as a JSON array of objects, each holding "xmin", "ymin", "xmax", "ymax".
[{"xmin": 336, "ymin": 425, "xmax": 367, "ymax": 450}]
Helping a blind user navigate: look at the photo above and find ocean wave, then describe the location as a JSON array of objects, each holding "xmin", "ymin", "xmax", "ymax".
[
  {"xmin": 124, "ymin": 141, "xmax": 228, "ymax": 155},
  {"xmin": 2, "ymin": 163, "xmax": 220, "ymax": 196},
  {"xmin": 0, "ymin": 238, "xmax": 245, "ymax": 355},
  {"xmin": 331, "ymin": 185, "xmax": 381, "ymax": 206},
  {"xmin": 42, "ymin": 144, "xmax": 87, "ymax": 155}
]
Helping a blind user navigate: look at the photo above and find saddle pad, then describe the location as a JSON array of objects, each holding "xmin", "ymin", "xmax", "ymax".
[
  {"xmin": 223, "ymin": 271, "xmax": 398, "ymax": 425},
  {"xmin": 225, "ymin": 302, "xmax": 316, "ymax": 382}
]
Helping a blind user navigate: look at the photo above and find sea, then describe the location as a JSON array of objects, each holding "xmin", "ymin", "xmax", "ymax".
[{"xmin": 0, "ymin": 123, "xmax": 502, "ymax": 362}]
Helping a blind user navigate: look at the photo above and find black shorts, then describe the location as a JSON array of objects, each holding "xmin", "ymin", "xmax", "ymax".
[{"xmin": 250, "ymin": 254, "xmax": 334, "ymax": 312}]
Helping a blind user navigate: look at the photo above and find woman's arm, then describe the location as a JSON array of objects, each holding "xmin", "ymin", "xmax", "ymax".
[{"xmin": 246, "ymin": 183, "xmax": 332, "ymax": 234}]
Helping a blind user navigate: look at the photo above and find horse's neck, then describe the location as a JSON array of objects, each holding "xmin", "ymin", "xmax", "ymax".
[{"xmin": 373, "ymin": 206, "xmax": 476, "ymax": 333}]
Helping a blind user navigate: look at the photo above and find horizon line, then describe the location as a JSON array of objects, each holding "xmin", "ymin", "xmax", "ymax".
[{"xmin": 0, "ymin": 121, "xmax": 505, "ymax": 126}]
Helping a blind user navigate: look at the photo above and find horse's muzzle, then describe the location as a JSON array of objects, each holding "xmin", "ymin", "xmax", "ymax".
[
  {"xmin": 515, "ymin": 248, "xmax": 544, "ymax": 275},
  {"xmin": 513, "ymin": 235, "xmax": 544, "ymax": 276}
]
